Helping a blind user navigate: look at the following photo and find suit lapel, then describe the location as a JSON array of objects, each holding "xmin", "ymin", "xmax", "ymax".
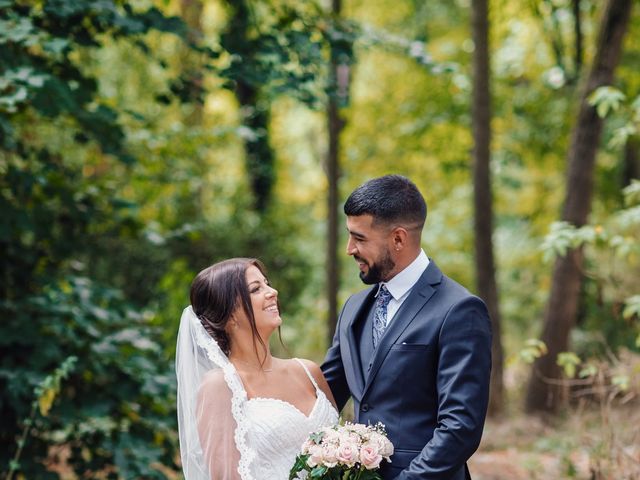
[
  {"xmin": 362, "ymin": 262, "xmax": 443, "ymax": 398},
  {"xmin": 341, "ymin": 286, "xmax": 376, "ymax": 401}
]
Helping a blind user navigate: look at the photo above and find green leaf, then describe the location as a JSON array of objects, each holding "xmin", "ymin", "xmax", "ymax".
[
  {"xmin": 587, "ymin": 86, "xmax": 626, "ymax": 118},
  {"xmin": 519, "ymin": 339, "xmax": 548, "ymax": 364},
  {"xmin": 578, "ymin": 364, "xmax": 598, "ymax": 379},
  {"xmin": 557, "ymin": 352, "xmax": 581, "ymax": 378},
  {"xmin": 608, "ymin": 124, "xmax": 637, "ymax": 149},
  {"xmin": 622, "ymin": 295, "xmax": 640, "ymax": 319},
  {"xmin": 540, "ymin": 221, "xmax": 579, "ymax": 261},
  {"xmin": 611, "ymin": 375, "xmax": 630, "ymax": 392},
  {"xmin": 311, "ymin": 465, "xmax": 328, "ymax": 478},
  {"xmin": 623, "ymin": 180, "xmax": 640, "ymax": 206}
]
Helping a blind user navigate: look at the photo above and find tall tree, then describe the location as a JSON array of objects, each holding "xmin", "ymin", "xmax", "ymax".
[
  {"xmin": 326, "ymin": 2, "xmax": 352, "ymax": 342},
  {"xmin": 573, "ymin": 0, "xmax": 584, "ymax": 79},
  {"xmin": 471, "ymin": 0, "xmax": 504, "ymax": 415},
  {"xmin": 525, "ymin": 0, "xmax": 634, "ymax": 413},
  {"xmin": 180, "ymin": 0, "xmax": 204, "ymax": 125},
  {"xmin": 622, "ymin": 138, "xmax": 639, "ymax": 187},
  {"xmin": 326, "ymin": 0, "xmax": 342, "ymax": 343},
  {"xmin": 221, "ymin": 0, "xmax": 275, "ymax": 213}
]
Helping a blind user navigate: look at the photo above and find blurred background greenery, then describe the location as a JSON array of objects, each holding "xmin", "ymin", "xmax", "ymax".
[{"xmin": 1, "ymin": 0, "xmax": 638, "ymax": 478}]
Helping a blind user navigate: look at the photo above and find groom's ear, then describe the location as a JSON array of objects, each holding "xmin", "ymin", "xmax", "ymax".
[{"xmin": 390, "ymin": 226, "xmax": 408, "ymax": 251}]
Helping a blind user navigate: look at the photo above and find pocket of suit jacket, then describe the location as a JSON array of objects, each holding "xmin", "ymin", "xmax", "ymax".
[{"xmin": 390, "ymin": 343, "xmax": 429, "ymax": 351}]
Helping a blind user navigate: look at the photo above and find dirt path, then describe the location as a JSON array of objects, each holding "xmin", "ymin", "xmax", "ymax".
[{"xmin": 469, "ymin": 449, "xmax": 591, "ymax": 480}]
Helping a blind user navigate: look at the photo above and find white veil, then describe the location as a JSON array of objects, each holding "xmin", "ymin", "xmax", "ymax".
[{"xmin": 175, "ymin": 306, "xmax": 257, "ymax": 480}]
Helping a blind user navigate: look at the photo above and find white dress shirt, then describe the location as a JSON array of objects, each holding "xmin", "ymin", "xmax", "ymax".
[{"xmin": 375, "ymin": 249, "xmax": 430, "ymax": 326}]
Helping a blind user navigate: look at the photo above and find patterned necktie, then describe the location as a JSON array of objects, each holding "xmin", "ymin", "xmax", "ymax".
[{"xmin": 372, "ymin": 284, "xmax": 392, "ymax": 349}]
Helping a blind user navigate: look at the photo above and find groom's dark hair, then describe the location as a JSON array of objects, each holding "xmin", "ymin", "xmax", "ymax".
[{"xmin": 344, "ymin": 174, "xmax": 427, "ymax": 230}]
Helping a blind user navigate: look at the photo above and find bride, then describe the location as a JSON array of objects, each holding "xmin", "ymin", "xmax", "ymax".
[{"xmin": 176, "ymin": 258, "xmax": 339, "ymax": 479}]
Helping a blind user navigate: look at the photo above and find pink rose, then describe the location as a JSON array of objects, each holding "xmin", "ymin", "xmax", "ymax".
[
  {"xmin": 336, "ymin": 442, "xmax": 358, "ymax": 467},
  {"xmin": 323, "ymin": 428, "xmax": 340, "ymax": 444},
  {"xmin": 369, "ymin": 432, "xmax": 394, "ymax": 459},
  {"xmin": 301, "ymin": 439, "xmax": 314, "ymax": 455},
  {"xmin": 359, "ymin": 444, "xmax": 383, "ymax": 470},
  {"xmin": 322, "ymin": 443, "xmax": 339, "ymax": 467},
  {"xmin": 307, "ymin": 445, "xmax": 324, "ymax": 468}
]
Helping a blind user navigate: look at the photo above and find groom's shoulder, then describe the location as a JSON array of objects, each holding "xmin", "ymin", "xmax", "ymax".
[{"xmin": 425, "ymin": 261, "xmax": 482, "ymax": 304}]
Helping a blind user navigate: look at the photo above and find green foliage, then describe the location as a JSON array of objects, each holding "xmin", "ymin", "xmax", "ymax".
[
  {"xmin": 1, "ymin": 0, "xmax": 639, "ymax": 475},
  {"xmin": 538, "ymin": 181, "xmax": 640, "ymax": 354},
  {"xmin": 6, "ymin": 356, "xmax": 77, "ymax": 480},
  {"xmin": 0, "ymin": 1, "xmax": 195, "ymax": 477},
  {"xmin": 35, "ymin": 355, "xmax": 78, "ymax": 418},
  {"xmin": 604, "ymin": 93, "xmax": 640, "ymax": 149},
  {"xmin": 588, "ymin": 86, "xmax": 626, "ymax": 119},
  {"xmin": 219, "ymin": 1, "xmax": 329, "ymax": 107},
  {"xmin": 519, "ymin": 339, "xmax": 548, "ymax": 364},
  {"xmin": 0, "ymin": 0, "xmax": 188, "ymax": 162},
  {"xmin": 1, "ymin": 277, "xmax": 178, "ymax": 478},
  {"xmin": 540, "ymin": 221, "xmax": 606, "ymax": 261},
  {"xmin": 623, "ymin": 294, "xmax": 640, "ymax": 320},
  {"xmin": 557, "ymin": 352, "xmax": 581, "ymax": 378}
]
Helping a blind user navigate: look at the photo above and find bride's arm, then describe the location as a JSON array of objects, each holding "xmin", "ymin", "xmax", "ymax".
[{"xmin": 196, "ymin": 370, "xmax": 242, "ymax": 480}]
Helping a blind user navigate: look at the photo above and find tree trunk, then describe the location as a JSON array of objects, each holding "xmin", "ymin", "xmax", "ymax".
[
  {"xmin": 622, "ymin": 137, "xmax": 639, "ymax": 188},
  {"xmin": 326, "ymin": 84, "xmax": 340, "ymax": 343},
  {"xmin": 235, "ymin": 81, "xmax": 275, "ymax": 213},
  {"xmin": 525, "ymin": 0, "xmax": 633, "ymax": 414},
  {"xmin": 180, "ymin": 0, "xmax": 203, "ymax": 125},
  {"xmin": 471, "ymin": 0, "xmax": 504, "ymax": 416},
  {"xmin": 326, "ymin": 0, "xmax": 348, "ymax": 342},
  {"xmin": 222, "ymin": 0, "xmax": 275, "ymax": 213},
  {"xmin": 573, "ymin": 0, "xmax": 583, "ymax": 79}
]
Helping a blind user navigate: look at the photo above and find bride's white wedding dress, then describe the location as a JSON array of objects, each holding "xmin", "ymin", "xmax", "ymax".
[
  {"xmin": 176, "ymin": 306, "xmax": 338, "ymax": 480},
  {"xmin": 245, "ymin": 359, "xmax": 339, "ymax": 479}
]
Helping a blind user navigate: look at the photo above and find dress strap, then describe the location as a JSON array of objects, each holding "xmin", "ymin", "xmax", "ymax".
[{"xmin": 294, "ymin": 358, "xmax": 320, "ymax": 392}]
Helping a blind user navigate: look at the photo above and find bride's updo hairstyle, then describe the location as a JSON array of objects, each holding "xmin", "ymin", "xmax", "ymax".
[{"xmin": 190, "ymin": 258, "xmax": 268, "ymax": 357}]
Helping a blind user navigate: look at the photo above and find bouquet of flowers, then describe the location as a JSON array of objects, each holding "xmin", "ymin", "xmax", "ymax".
[{"xmin": 289, "ymin": 422, "xmax": 394, "ymax": 480}]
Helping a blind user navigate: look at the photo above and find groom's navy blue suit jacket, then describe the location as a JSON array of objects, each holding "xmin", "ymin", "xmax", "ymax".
[{"xmin": 322, "ymin": 261, "xmax": 492, "ymax": 480}]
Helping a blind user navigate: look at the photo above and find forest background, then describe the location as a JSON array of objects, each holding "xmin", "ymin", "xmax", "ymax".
[{"xmin": 1, "ymin": 0, "xmax": 639, "ymax": 479}]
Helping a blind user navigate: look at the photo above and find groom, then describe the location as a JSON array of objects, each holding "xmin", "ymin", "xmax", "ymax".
[{"xmin": 322, "ymin": 175, "xmax": 492, "ymax": 479}]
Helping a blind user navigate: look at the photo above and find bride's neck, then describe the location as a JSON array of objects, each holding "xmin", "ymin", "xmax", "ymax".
[{"xmin": 229, "ymin": 343, "xmax": 273, "ymax": 372}]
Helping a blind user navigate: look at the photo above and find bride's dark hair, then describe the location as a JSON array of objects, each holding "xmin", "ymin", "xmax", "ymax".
[{"xmin": 190, "ymin": 258, "xmax": 271, "ymax": 358}]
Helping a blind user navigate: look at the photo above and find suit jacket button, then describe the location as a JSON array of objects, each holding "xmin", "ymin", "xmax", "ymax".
[{"xmin": 361, "ymin": 403, "xmax": 370, "ymax": 412}]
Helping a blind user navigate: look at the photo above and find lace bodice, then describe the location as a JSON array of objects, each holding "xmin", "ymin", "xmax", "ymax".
[{"xmin": 244, "ymin": 359, "xmax": 339, "ymax": 479}]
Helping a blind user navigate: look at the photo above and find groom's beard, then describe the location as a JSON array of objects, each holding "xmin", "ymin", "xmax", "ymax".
[{"xmin": 357, "ymin": 249, "xmax": 395, "ymax": 285}]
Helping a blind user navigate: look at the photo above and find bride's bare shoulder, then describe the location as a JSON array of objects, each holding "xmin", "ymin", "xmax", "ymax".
[
  {"xmin": 199, "ymin": 369, "xmax": 226, "ymax": 390},
  {"xmin": 294, "ymin": 358, "xmax": 323, "ymax": 377},
  {"xmin": 293, "ymin": 358, "xmax": 337, "ymax": 408}
]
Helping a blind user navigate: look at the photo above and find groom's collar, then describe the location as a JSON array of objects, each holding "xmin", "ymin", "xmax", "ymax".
[{"xmin": 377, "ymin": 249, "xmax": 429, "ymax": 301}]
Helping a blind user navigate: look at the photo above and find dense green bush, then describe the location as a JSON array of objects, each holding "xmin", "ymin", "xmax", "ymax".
[{"xmin": 1, "ymin": 277, "xmax": 178, "ymax": 478}]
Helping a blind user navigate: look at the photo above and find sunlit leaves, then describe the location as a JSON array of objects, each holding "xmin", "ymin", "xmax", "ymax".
[
  {"xmin": 557, "ymin": 351, "xmax": 581, "ymax": 378},
  {"xmin": 541, "ymin": 184, "xmax": 640, "ymax": 263},
  {"xmin": 35, "ymin": 356, "xmax": 77, "ymax": 417},
  {"xmin": 578, "ymin": 363, "xmax": 598, "ymax": 379},
  {"xmin": 519, "ymin": 339, "xmax": 548, "ymax": 363},
  {"xmin": 0, "ymin": 68, "xmax": 50, "ymax": 113},
  {"xmin": 540, "ymin": 221, "xmax": 607, "ymax": 261},
  {"xmin": 611, "ymin": 375, "xmax": 630, "ymax": 392},
  {"xmin": 623, "ymin": 295, "xmax": 640, "ymax": 320},
  {"xmin": 622, "ymin": 179, "xmax": 640, "ymax": 206},
  {"xmin": 218, "ymin": 2, "xmax": 329, "ymax": 108},
  {"xmin": 0, "ymin": 0, "xmax": 187, "ymax": 159},
  {"xmin": 588, "ymin": 86, "xmax": 626, "ymax": 118}
]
